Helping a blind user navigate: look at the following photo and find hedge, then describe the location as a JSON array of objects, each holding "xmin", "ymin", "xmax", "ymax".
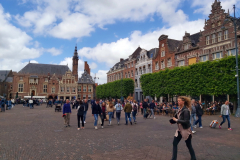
[
  {"xmin": 96, "ymin": 78, "xmax": 134, "ymax": 99},
  {"xmin": 140, "ymin": 56, "xmax": 238, "ymax": 98}
]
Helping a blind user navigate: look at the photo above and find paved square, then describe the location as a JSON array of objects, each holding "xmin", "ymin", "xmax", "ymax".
[{"xmin": 1, "ymin": 105, "xmax": 240, "ymax": 160}]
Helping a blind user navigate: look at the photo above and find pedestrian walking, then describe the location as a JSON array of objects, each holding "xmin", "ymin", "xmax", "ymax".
[
  {"xmin": 132, "ymin": 100, "xmax": 138, "ymax": 123},
  {"xmin": 124, "ymin": 101, "xmax": 132, "ymax": 125},
  {"xmin": 115, "ymin": 100, "xmax": 123, "ymax": 125},
  {"xmin": 63, "ymin": 99, "xmax": 71, "ymax": 127},
  {"xmin": 149, "ymin": 100, "xmax": 156, "ymax": 119},
  {"xmin": 142, "ymin": 99, "xmax": 148, "ymax": 119},
  {"xmin": 83, "ymin": 99, "xmax": 89, "ymax": 124},
  {"xmin": 107, "ymin": 100, "xmax": 115, "ymax": 126},
  {"xmin": 219, "ymin": 101, "xmax": 232, "ymax": 131},
  {"xmin": 140, "ymin": 101, "xmax": 143, "ymax": 115},
  {"xmin": 190, "ymin": 99, "xmax": 197, "ymax": 134},
  {"xmin": 92, "ymin": 99, "xmax": 102, "ymax": 130},
  {"xmin": 101, "ymin": 102, "xmax": 107, "ymax": 128},
  {"xmin": 171, "ymin": 96, "xmax": 196, "ymax": 160},
  {"xmin": 29, "ymin": 99, "xmax": 33, "ymax": 109},
  {"xmin": 1, "ymin": 98, "xmax": 5, "ymax": 112},
  {"xmin": 76, "ymin": 99, "xmax": 85, "ymax": 130},
  {"xmin": 194, "ymin": 101, "xmax": 203, "ymax": 128},
  {"xmin": 7, "ymin": 99, "xmax": 12, "ymax": 110}
]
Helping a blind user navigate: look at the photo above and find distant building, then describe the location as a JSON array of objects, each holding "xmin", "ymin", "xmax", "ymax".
[{"xmin": 0, "ymin": 46, "xmax": 96, "ymax": 100}]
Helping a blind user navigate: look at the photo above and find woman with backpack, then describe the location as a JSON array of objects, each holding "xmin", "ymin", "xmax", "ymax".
[
  {"xmin": 115, "ymin": 100, "xmax": 123, "ymax": 125},
  {"xmin": 132, "ymin": 100, "xmax": 138, "ymax": 123},
  {"xmin": 76, "ymin": 100, "xmax": 85, "ymax": 130}
]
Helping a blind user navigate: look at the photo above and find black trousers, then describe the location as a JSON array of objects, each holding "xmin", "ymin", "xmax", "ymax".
[
  {"xmin": 172, "ymin": 132, "xmax": 196, "ymax": 160},
  {"xmin": 101, "ymin": 112, "xmax": 106, "ymax": 126},
  {"xmin": 77, "ymin": 115, "xmax": 84, "ymax": 128}
]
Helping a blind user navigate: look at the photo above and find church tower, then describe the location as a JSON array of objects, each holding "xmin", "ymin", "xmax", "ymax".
[{"xmin": 72, "ymin": 46, "xmax": 79, "ymax": 81}]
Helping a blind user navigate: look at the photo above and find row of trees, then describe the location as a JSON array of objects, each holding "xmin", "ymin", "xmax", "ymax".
[
  {"xmin": 96, "ymin": 78, "xmax": 134, "ymax": 99},
  {"xmin": 140, "ymin": 56, "xmax": 238, "ymax": 98}
]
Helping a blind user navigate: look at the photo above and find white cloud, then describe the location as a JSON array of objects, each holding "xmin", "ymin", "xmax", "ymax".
[
  {"xmin": 0, "ymin": 4, "xmax": 41, "ymax": 71},
  {"xmin": 91, "ymin": 70, "xmax": 108, "ymax": 85},
  {"xmin": 191, "ymin": 0, "xmax": 240, "ymax": 15},
  {"xmin": 45, "ymin": 47, "xmax": 62, "ymax": 56},
  {"xmin": 59, "ymin": 57, "xmax": 85, "ymax": 74},
  {"xmin": 15, "ymin": 0, "xmax": 188, "ymax": 39},
  {"xmin": 78, "ymin": 19, "xmax": 204, "ymax": 67},
  {"xmin": 89, "ymin": 62, "xmax": 97, "ymax": 70}
]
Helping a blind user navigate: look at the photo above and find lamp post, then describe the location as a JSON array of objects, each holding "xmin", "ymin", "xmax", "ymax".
[{"xmin": 222, "ymin": 5, "xmax": 240, "ymax": 117}]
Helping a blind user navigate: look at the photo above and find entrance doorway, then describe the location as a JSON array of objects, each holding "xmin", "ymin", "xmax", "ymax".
[{"xmin": 31, "ymin": 90, "xmax": 35, "ymax": 96}]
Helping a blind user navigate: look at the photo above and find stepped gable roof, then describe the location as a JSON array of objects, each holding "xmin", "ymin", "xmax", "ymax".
[
  {"xmin": 78, "ymin": 70, "xmax": 94, "ymax": 84},
  {"xmin": 18, "ymin": 63, "xmax": 70, "ymax": 75},
  {"xmin": 167, "ymin": 39, "xmax": 182, "ymax": 52},
  {"xmin": 112, "ymin": 58, "xmax": 127, "ymax": 70},
  {"xmin": 0, "ymin": 70, "xmax": 11, "ymax": 82}
]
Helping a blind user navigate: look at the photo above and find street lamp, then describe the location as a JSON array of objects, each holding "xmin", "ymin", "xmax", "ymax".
[{"xmin": 222, "ymin": 5, "xmax": 240, "ymax": 117}]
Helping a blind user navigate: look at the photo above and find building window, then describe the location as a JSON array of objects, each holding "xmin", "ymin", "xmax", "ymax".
[
  {"xmin": 206, "ymin": 36, "xmax": 210, "ymax": 45},
  {"xmin": 78, "ymin": 86, "xmax": 81, "ymax": 92},
  {"xmin": 212, "ymin": 34, "xmax": 216, "ymax": 44},
  {"xmin": 150, "ymin": 53, "xmax": 153, "ymax": 58},
  {"xmin": 161, "ymin": 51, "xmax": 165, "ymax": 57},
  {"xmin": 188, "ymin": 57, "xmax": 196, "ymax": 65},
  {"xmin": 61, "ymin": 87, "xmax": 64, "ymax": 92},
  {"xmin": 125, "ymin": 73, "xmax": 127, "ymax": 78},
  {"xmin": 83, "ymin": 86, "xmax": 87, "ymax": 92},
  {"xmin": 212, "ymin": 23, "xmax": 215, "ymax": 28},
  {"xmin": 132, "ymin": 62, "xmax": 133, "ymax": 67},
  {"xmin": 45, "ymin": 78, "xmax": 48, "ymax": 82},
  {"xmin": 177, "ymin": 60, "xmax": 185, "ymax": 67},
  {"xmin": 218, "ymin": 32, "xmax": 222, "ymax": 42},
  {"xmin": 128, "ymin": 72, "xmax": 130, "ymax": 78},
  {"xmin": 78, "ymin": 94, "xmax": 81, "ymax": 98},
  {"xmin": 67, "ymin": 87, "xmax": 70, "ymax": 92},
  {"xmin": 72, "ymin": 87, "xmax": 75, "ymax": 93},
  {"xmin": 18, "ymin": 84, "xmax": 23, "ymax": 92},
  {"xmin": 218, "ymin": 21, "xmax": 221, "ymax": 26},
  {"xmin": 227, "ymin": 49, "xmax": 236, "ymax": 56},
  {"xmin": 88, "ymin": 86, "xmax": 92, "ymax": 92},
  {"xmin": 200, "ymin": 55, "xmax": 208, "ymax": 62},
  {"xmin": 43, "ymin": 85, "xmax": 47, "ymax": 93},
  {"xmin": 155, "ymin": 62, "xmax": 159, "ymax": 70},
  {"xmin": 83, "ymin": 95, "xmax": 86, "ymax": 100},
  {"xmin": 167, "ymin": 58, "xmax": 172, "ymax": 67},
  {"xmin": 184, "ymin": 44, "xmax": 189, "ymax": 50},
  {"xmin": 20, "ymin": 77, "xmax": 23, "ymax": 81},
  {"xmin": 161, "ymin": 60, "xmax": 165, "ymax": 69},
  {"xmin": 52, "ymin": 87, "xmax": 55, "ymax": 93},
  {"xmin": 131, "ymin": 71, "xmax": 133, "ymax": 77},
  {"xmin": 212, "ymin": 52, "xmax": 223, "ymax": 60},
  {"xmin": 128, "ymin": 63, "xmax": 130, "ymax": 68},
  {"xmin": 88, "ymin": 95, "xmax": 91, "ymax": 100},
  {"xmin": 10, "ymin": 85, "xmax": 12, "ymax": 90},
  {"xmin": 224, "ymin": 30, "xmax": 228, "ymax": 40}
]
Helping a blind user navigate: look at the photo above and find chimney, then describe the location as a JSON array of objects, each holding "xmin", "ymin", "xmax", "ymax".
[
  {"xmin": 84, "ymin": 61, "xmax": 91, "ymax": 75},
  {"xmin": 120, "ymin": 58, "xmax": 124, "ymax": 62}
]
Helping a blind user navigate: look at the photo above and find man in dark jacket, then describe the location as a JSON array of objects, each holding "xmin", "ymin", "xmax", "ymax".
[
  {"xmin": 63, "ymin": 99, "xmax": 71, "ymax": 127},
  {"xmin": 194, "ymin": 101, "xmax": 203, "ymax": 128},
  {"xmin": 149, "ymin": 100, "xmax": 156, "ymax": 119},
  {"xmin": 83, "ymin": 99, "xmax": 89, "ymax": 123},
  {"xmin": 142, "ymin": 99, "xmax": 149, "ymax": 119},
  {"xmin": 92, "ymin": 99, "xmax": 102, "ymax": 130}
]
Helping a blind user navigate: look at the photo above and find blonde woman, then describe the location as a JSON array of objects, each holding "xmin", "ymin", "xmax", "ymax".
[
  {"xmin": 171, "ymin": 96, "xmax": 196, "ymax": 160},
  {"xmin": 107, "ymin": 100, "xmax": 115, "ymax": 125}
]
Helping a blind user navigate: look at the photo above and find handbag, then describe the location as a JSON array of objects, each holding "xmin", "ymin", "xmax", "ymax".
[{"xmin": 98, "ymin": 115, "xmax": 102, "ymax": 124}]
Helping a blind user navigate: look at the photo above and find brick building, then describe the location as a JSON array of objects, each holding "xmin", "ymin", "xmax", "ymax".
[
  {"xmin": 0, "ymin": 70, "xmax": 13, "ymax": 99},
  {"xmin": 0, "ymin": 46, "xmax": 95, "ymax": 100},
  {"xmin": 152, "ymin": 35, "xmax": 182, "ymax": 72}
]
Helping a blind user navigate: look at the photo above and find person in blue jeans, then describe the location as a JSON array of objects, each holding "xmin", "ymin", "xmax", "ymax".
[
  {"xmin": 219, "ymin": 101, "xmax": 232, "ymax": 131},
  {"xmin": 92, "ymin": 99, "xmax": 102, "ymax": 130},
  {"xmin": 7, "ymin": 99, "xmax": 12, "ymax": 110},
  {"xmin": 83, "ymin": 99, "xmax": 89, "ymax": 123},
  {"xmin": 124, "ymin": 101, "xmax": 132, "ymax": 125},
  {"xmin": 194, "ymin": 101, "xmax": 203, "ymax": 128},
  {"xmin": 107, "ymin": 100, "xmax": 115, "ymax": 126},
  {"xmin": 190, "ymin": 99, "xmax": 197, "ymax": 134}
]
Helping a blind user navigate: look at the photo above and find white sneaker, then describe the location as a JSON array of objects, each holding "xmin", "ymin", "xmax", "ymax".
[
  {"xmin": 102, "ymin": 126, "xmax": 104, "ymax": 129},
  {"xmin": 154, "ymin": 117, "xmax": 156, "ymax": 119},
  {"xmin": 200, "ymin": 126, "xmax": 203, "ymax": 128},
  {"xmin": 95, "ymin": 126, "xmax": 98, "ymax": 130},
  {"xmin": 84, "ymin": 121, "xmax": 86, "ymax": 124},
  {"xmin": 193, "ymin": 125, "xmax": 197, "ymax": 128},
  {"xmin": 77, "ymin": 128, "xmax": 80, "ymax": 130},
  {"xmin": 192, "ymin": 131, "xmax": 196, "ymax": 134}
]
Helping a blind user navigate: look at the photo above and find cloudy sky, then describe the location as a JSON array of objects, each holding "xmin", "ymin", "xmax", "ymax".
[{"xmin": 0, "ymin": 0, "xmax": 239, "ymax": 84}]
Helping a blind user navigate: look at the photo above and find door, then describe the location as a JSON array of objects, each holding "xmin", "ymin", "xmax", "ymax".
[{"xmin": 31, "ymin": 90, "xmax": 35, "ymax": 96}]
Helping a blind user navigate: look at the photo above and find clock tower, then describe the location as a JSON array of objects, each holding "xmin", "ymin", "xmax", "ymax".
[{"xmin": 72, "ymin": 46, "xmax": 79, "ymax": 81}]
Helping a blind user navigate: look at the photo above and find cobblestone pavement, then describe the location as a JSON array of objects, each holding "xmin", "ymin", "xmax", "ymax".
[{"xmin": 1, "ymin": 104, "xmax": 240, "ymax": 160}]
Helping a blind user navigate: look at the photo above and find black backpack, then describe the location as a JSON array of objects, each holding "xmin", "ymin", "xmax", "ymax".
[
  {"xmin": 133, "ymin": 104, "xmax": 137, "ymax": 111},
  {"xmin": 77, "ymin": 104, "xmax": 84, "ymax": 115}
]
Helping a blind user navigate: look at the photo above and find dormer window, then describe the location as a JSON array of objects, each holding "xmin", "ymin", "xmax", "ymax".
[
  {"xmin": 20, "ymin": 77, "xmax": 23, "ymax": 81},
  {"xmin": 184, "ymin": 44, "xmax": 189, "ymax": 50},
  {"xmin": 212, "ymin": 23, "xmax": 215, "ymax": 28}
]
